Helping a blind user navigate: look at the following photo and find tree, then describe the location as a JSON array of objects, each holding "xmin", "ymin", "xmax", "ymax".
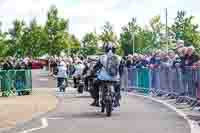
[
  {"xmin": 0, "ymin": 22, "xmax": 2, "ymax": 33},
  {"xmin": 119, "ymin": 18, "xmax": 141, "ymax": 55},
  {"xmin": 120, "ymin": 16, "xmax": 167, "ymax": 55},
  {"xmin": 67, "ymin": 34, "xmax": 81, "ymax": 56},
  {"xmin": 7, "ymin": 19, "xmax": 26, "ymax": 57},
  {"xmin": 21, "ymin": 19, "xmax": 48, "ymax": 57},
  {"xmin": 135, "ymin": 29, "xmax": 155, "ymax": 53},
  {"xmin": 171, "ymin": 11, "xmax": 200, "ymax": 51},
  {"xmin": 150, "ymin": 16, "xmax": 164, "ymax": 33},
  {"xmin": 45, "ymin": 5, "xmax": 69, "ymax": 56},
  {"xmin": 0, "ymin": 22, "xmax": 8, "ymax": 57},
  {"xmin": 99, "ymin": 21, "xmax": 118, "ymax": 44},
  {"xmin": 149, "ymin": 15, "xmax": 165, "ymax": 48},
  {"xmin": 0, "ymin": 5, "xmax": 82, "ymax": 58},
  {"xmin": 82, "ymin": 32, "xmax": 98, "ymax": 55}
]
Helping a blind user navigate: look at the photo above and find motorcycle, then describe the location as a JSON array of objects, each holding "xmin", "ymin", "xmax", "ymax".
[
  {"xmin": 99, "ymin": 80, "xmax": 117, "ymax": 117},
  {"xmin": 77, "ymin": 79, "xmax": 85, "ymax": 94}
]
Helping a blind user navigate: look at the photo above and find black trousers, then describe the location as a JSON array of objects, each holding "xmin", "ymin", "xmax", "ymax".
[
  {"xmin": 57, "ymin": 78, "xmax": 65, "ymax": 87},
  {"xmin": 57, "ymin": 78, "xmax": 68, "ymax": 88}
]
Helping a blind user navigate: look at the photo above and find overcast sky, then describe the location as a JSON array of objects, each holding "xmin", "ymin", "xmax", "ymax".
[{"xmin": 0, "ymin": 0, "xmax": 200, "ymax": 39}]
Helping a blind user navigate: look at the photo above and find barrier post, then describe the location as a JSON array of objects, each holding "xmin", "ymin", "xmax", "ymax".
[
  {"xmin": 0, "ymin": 70, "xmax": 32, "ymax": 97},
  {"xmin": 0, "ymin": 70, "xmax": 15, "ymax": 97}
]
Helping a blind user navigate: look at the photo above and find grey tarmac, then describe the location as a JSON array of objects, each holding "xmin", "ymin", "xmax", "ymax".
[
  {"xmin": 2, "ymin": 70, "xmax": 190, "ymax": 133},
  {"xmin": 5, "ymin": 91, "xmax": 190, "ymax": 133}
]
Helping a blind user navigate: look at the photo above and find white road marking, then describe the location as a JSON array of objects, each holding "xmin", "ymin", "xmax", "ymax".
[
  {"xmin": 48, "ymin": 117, "xmax": 64, "ymax": 120},
  {"xmin": 129, "ymin": 93, "xmax": 200, "ymax": 133},
  {"xmin": 39, "ymin": 78, "xmax": 48, "ymax": 81},
  {"xmin": 19, "ymin": 118, "xmax": 48, "ymax": 133}
]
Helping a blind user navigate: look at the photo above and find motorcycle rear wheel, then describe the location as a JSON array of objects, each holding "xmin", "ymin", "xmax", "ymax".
[{"xmin": 101, "ymin": 100, "xmax": 105, "ymax": 113}]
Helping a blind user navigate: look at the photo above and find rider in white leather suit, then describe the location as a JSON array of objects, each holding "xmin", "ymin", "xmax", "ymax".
[{"xmin": 90, "ymin": 42, "xmax": 121, "ymax": 107}]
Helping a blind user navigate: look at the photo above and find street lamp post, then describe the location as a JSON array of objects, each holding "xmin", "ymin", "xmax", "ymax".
[
  {"xmin": 68, "ymin": 35, "xmax": 70, "ymax": 57},
  {"xmin": 165, "ymin": 8, "xmax": 169, "ymax": 53},
  {"xmin": 132, "ymin": 32, "xmax": 135, "ymax": 55}
]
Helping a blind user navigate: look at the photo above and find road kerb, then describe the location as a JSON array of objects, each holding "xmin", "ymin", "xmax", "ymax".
[{"xmin": 128, "ymin": 93, "xmax": 200, "ymax": 133}]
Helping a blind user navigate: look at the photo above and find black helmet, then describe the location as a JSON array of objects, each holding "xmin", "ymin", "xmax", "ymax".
[{"xmin": 103, "ymin": 42, "xmax": 116, "ymax": 53}]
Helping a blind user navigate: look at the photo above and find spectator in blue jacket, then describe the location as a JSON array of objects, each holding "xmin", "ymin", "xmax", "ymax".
[{"xmin": 149, "ymin": 50, "xmax": 161, "ymax": 69}]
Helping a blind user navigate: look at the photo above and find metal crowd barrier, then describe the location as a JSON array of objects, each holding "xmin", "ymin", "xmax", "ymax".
[
  {"xmin": 121, "ymin": 67, "xmax": 200, "ymax": 105},
  {"xmin": 0, "ymin": 70, "xmax": 32, "ymax": 97}
]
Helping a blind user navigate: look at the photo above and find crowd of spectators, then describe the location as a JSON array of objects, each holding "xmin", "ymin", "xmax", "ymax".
[
  {"xmin": 120, "ymin": 40, "xmax": 200, "ymax": 71},
  {"xmin": 1, "ymin": 40, "xmax": 200, "ymax": 73},
  {"xmin": 49, "ymin": 55, "xmax": 97, "ymax": 78},
  {"xmin": 49, "ymin": 40, "xmax": 200, "ymax": 80},
  {"xmin": 0, "ymin": 57, "xmax": 32, "ymax": 70},
  {"xmin": 49, "ymin": 55, "xmax": 98, "ymax": 90},
  {"xmin": 49, "ymin": 55, "xmax": 85, "ymax": 76}
]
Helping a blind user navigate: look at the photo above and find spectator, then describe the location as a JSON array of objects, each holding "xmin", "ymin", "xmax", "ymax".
[
  {"xmin": 173, "ymin": 47, "xmax": 187, "ymax": 68},
  {"xmin": 194, "ymin": 60, "xmax": 200, "ymax": 67},
  {"xmin": 73, "ymin": 60, "xmax": 85, "ymax": 88},
  {"xmin": 182, "ymin": 46, "xmax": 199, "ymax": 67},
  {"xmin": 149, "ymin": 50, "xmax": 161, "ymax": 69},
  {"xmin": 2, "ymin": 59, "xmax": 13, "ymax": 70},
  {"xmin": 168, "ymin": 50, "xmax": 176, "ymax": 67},
  {"xmin": 56, "ymin": 61, "xmax": 68, "ymax": 88},
  {"xmin": 160, "ymin": 51, "xmax": 171, "ymax": 68},
  {"xmin": 27, "ymin": 59, "xmax": 32, "ymax": 69},
  {"xmin": 176, "ymin": 40, "xmax": 184, "ymax": 52},
  {"xmin": 126, "ymin": 55, "xmax": 133, "ymax": 68},
  {"xmin": 135, "ymin": 55, "xmax": 149, "ymax": 68}
]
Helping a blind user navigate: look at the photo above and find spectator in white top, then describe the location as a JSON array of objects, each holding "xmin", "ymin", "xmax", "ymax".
[{"xmin": 56, "ymin": 61, "xmax": 68, "ymax": 88}]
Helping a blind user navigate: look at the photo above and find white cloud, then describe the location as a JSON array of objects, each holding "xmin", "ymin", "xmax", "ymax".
[{"xmin": 0, "ymin": 0, "xmax": 200, "ymax": 39}]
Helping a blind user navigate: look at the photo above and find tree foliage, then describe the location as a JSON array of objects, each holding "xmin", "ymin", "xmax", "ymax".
[
  {"xmin": 7, "ymin": 19, "xmax": 26, "ymax": 57},
  {"xmin": 99, "ymin": 21, "xmax": 118, "ymax": 44},
  {"xmin": 0, "ymin": 22, "xmax": 8, "ymax": 57},
  {"xmin": 1, "ymin": 8, "xmax": 200, "ymax": 57},
  {"xmin": 45, "ymin": 5, "xmax": 69, "ymax": 56},
  {"xmin": 171, "ymin": 11, "xmax": 200, "ymax": 51},
  {"xmin": 120, "ymin": 18, "xmax": 155, "ymax": 55},
  {"xmin": 0, "ymin": 5, "xmax": 81, "ymax": 58},
  {"xmin": 67, "ymin": 34, "xmax": 81, "ymax": 56},
  {"xmin": 21, "ymin": 19, "xmax": 48, "ymax": 57},
  {"xmin": 82, "ymin": 32, "xmax": 98, "ymax": 55}
]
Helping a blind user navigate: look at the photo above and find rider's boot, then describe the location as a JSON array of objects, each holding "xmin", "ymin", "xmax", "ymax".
[
  {"xmin": 90, "ymin": 99, "xmax": 100, "ymax": 107},
  {"xmin": 90, "ymin": 100, "xmax": 96, "ymax": 106}
]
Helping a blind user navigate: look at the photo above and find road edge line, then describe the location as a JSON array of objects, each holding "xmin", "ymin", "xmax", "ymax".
[
  {"xmin": 18, "ymin": 118, "xmax": 48, "ymax": 133},
  {"xmin": 128, "ymin": 93, "xmax": 200, "ymax": 133}
]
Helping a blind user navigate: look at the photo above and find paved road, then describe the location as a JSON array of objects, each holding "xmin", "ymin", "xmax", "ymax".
[
  {"xmin": 5, "ymin": 70, "xmax": 190, "ymax": 133},
  {"xmin": 5, "ymin": 92, "xmax": 190, "ymax": 133},
  {"xmin": 32, "ymin": 69, "xmax": 56, "ymax": 88}
]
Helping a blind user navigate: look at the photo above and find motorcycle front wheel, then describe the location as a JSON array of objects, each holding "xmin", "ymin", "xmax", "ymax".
[{"xmin": 106, "ymin": 100, "xmax": 112, "ymax": 117}]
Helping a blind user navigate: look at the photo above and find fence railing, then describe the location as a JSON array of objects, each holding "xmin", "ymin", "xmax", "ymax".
[
  {"xmin": 0, "ymin": 70, "xmax": 32, "ymax": 96},
  {"xmin": 121, "ymin": 67, "xmax": 200, "ymax": 100}
]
